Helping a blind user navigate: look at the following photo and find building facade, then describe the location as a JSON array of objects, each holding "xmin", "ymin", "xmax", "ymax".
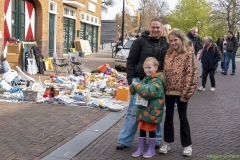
[{"xmin": 0, "ymin": 0, "xmax": 102, "ymax": 58}]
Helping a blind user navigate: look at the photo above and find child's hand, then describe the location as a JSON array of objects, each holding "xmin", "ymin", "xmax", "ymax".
[{"xmin": 132, "ymin": 82, "xmax": 138, "ymax": 87}]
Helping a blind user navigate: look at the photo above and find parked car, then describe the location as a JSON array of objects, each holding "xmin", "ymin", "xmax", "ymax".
[{"xmin": 115, "ymin": 39, "xmax": 135, "ymax": 70}]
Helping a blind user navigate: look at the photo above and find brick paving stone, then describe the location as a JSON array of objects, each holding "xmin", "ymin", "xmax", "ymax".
[
  {"xmin": 73, "ymin": 60, "xmax": 240, "ymax": 160},
  {"xmin": 0, "ymin": 103, "xmax": 109, "ymax": 159}
]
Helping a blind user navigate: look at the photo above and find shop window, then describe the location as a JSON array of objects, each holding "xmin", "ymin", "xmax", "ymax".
[
  {"xmin": 87, "ymin": 15, "xmax": 89, "ymax": 21},
  {"xmin": 91, "ymin": 17, "xmax": 93, "ymax": 22},
  {"xmin": 95, "ymin": 18, "xmax": 97, "ymax": 23},
  {"xmin": 70, "ymin": 10, "xmax": 75, "ymax": 16},
  {"xmin": 64, "ymin": 6, "xmax": 76, "ymax": 19},
  {"xmin": 82, "ymin": 13, "xmax": 85, "ymax": 19},
  {"xmin": 64, "ymin": 8, "xmax": 69, "ymax": 15}
]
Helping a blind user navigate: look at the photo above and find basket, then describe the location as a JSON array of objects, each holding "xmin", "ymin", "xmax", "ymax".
[{"xmin": 22, "ymin": 89, "xmax": 45, "ymax": 102}]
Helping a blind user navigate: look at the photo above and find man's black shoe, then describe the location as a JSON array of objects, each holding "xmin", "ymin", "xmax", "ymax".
[
  {"xmin": 223, "ymin": 72, "xmax": 227, "ymax": 75},
  {"xmin": 116, "ymin": 143, "xmax": 128, "ymax": 150},
  {"xmin": 155, "ymin": 143, "xmax": 159, "ymax": 149},
  {"xmin": 231, "ymin": 72, "xmax": 235, "ymax": 75}
]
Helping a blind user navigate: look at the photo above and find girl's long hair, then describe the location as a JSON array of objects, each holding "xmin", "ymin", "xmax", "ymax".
[{"xmin": 167, "ymin": 29, "xmax": 188, "ymax": 54}]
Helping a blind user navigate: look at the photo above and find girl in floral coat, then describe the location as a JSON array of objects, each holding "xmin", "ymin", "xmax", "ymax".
[{"xmin": 130, "ymin": 57, "xmax": 166, "ymax": 158}]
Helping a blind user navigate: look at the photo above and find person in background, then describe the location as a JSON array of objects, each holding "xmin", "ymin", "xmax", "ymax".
[
  {"xmin": 225, "ymin": 31, "xmax": 238, "ymax": 75},
  {"xmin": 164, "ymin": 24, "xmax": 172, "ymax": 35},
  {"xmin": 198, "ymin": 36, "xmax": 220, "ymax": 92},
  {"xmin": 130, "ymin": 57, "xmax": 166, "ymax": 158},
  {"xmin": 0, "ymin": 54, "xmax": 11, "ymax": 74},
  {"xmin": 219, "ymin": 35, "xmax": 228, "ymax": 75},
  {"xmin": 159, "ymin": 29, "xmax": 198, "ymax": 157},
  {"xmin": 216, "ymin": 37, "xmax": 221, "ymax": 46},
  {"xmin": 186, "ymin": 27, "xmax": 203, "ymax": 56},
  {"xmin": 116, "ymin": 18, "xmax": 169, "ymax": 150}
]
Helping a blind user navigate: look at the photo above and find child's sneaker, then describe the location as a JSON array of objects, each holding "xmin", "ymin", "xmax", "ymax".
[
  {"xmin": 198, "ymin": 86, "xmax": 205, "ymax": 91},
  {"xmin": 159, "ymin": 142, "xmax": 170, "ymax": 154},
  {"xmin": 183, "ymin": 145, "xmax": 192, "ymax": 156}
]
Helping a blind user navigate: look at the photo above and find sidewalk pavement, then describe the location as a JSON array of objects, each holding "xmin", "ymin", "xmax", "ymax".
[
  {"xmin": 0, "ymin": 53, "xmax": 239, "ymax": 160},
  {"xmin": 73, "ymin": 59, "xmax": 240, "ymax": 160}
]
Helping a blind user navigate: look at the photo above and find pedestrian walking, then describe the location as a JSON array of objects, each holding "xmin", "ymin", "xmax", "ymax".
[
  {"xmin": 186, "ymin": 27, "xmax": 203, "ymax": 56},
  {"xmin": 225, "ymin": 31, "xmax": 238, "ymax": 75},
  {"xmin": 219, "ymin": 35, "xmax": 228, "ymax": 75},
  {"xmin": 159, "ymin": 29, "xmax": 198, "ymax": 156},
  {"xmin": 198, "ymin": 36, "xmax": 220, "ymax": 92},
  {"xmin": 116, "ymin": 18, "xmax": 169, "ymax": 150},
  {"xmin": 130, "ymin": 57, "xmax": 166, "ymax": 158}
]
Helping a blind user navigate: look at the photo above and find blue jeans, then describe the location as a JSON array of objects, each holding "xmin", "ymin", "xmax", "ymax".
[
  {"xmin": 225, "ymin": 52, "xmax": 236, "ymax": 73},
  {"xmin": 117, "ymin": 94, "xmax": 163, "ymax": 147},
  {"xmin": 221, "ymin": 52, "xmax": 228, "ymax": 71}
]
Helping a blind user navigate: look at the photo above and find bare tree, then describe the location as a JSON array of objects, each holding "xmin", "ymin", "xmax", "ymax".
[
  {"xmin": 212, "ymin": 0, "xmax": 240, "ymax": 33},
  {"xmin": 102, "ymin": 0, "xmax": 115, "ymax": 12},
  {"xmin": 139, "ymin": 0, "xmax": 170, "ymax": 31}
]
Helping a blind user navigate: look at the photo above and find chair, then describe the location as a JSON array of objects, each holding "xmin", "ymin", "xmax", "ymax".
[
  {"xmin": 16, "ymin": 66, "xmax": 35, "ymax": 89},
  {"xmin": 52, "ymin": 52, "xmax": 70, "ymax": 75},
  {"xmin": 68, "ymin": 52, "xmax": 87, "ymax": 74}
]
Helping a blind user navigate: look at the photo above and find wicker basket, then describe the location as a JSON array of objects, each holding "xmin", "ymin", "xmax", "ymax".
[{"xmin": 22, "ymin": 89, "xmax": 45, "ymax": 102}]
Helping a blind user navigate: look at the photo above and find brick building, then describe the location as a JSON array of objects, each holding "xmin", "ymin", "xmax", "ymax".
[{"xmin": 0, "ymin": 0, "xmax": 102, "ymax": 58}]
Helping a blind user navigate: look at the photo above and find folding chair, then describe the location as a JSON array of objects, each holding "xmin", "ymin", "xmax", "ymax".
[
  {"xmin": 52, "ymin": 52, "xmax": 70, "ymax": 75},
  {"xmin": 16, "ymin": 66, "xmax": 35, "ymax": 89},
  {"xmin": 68, "ymin": 52, "xmax": 87, "ymax": 74}
]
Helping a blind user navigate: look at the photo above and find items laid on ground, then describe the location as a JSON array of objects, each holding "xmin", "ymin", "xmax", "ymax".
[{"xmin": 0, "ymin": 63, "xmax": 129, "ymax": 112}]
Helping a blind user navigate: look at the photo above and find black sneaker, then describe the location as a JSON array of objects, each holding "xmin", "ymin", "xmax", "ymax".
[
  {"xmin": 231, "ymin": 73, "xmax": 235, "ymax": 75},
  {"xmin": 223, "ymin": 72, "xmax": 227, "ymax": 75},
  {"xmin": 116, "ymin": 143, "xmax": 128, "ymax": 150}
]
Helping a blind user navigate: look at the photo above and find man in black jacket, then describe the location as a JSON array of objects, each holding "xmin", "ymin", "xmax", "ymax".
[
  {"xmin": 225, "ymin": 31, "xmax": 238, "ymax": 75},
  {"xmin": 186, "ymin": 27, "xmax": 202, "ymax": 56},
  {"xmin": 116, "ymin": 18, "xmax": 169, "ymax": 151}
]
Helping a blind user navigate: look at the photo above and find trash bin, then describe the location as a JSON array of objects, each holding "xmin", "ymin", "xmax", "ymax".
[{"xmin": 79, "ymin": 51, "xmax": 85, "ymax": 57}]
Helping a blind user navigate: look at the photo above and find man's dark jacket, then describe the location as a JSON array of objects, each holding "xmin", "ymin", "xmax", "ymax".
[
  {"xmin": 126, "ymin": 31, "xmax": 169, "ymax": 84},
  {"xmin": 186, "ymin": 31, "xmax": 202, "ymax": 55},
  {"xmin": 226, "ymin": 36, "xmax": 238, "ymax": 53}
]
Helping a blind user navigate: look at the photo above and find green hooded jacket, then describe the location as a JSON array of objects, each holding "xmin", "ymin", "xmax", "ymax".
[{"xmin": 130, "ymin": 72, "xmax": 166, "ymax": 124}]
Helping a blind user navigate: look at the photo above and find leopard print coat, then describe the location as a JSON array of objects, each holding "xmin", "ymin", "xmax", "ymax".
[{"xmin": 164, "ymin": 50, "xmax": 198, "ymax": 102}]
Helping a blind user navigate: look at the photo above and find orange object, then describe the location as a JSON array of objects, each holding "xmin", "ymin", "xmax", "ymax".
[
  {"xmin": 77, "ymin": 85, "xmax": 84, "ymax": 90},
  {"xmin": 96, "ymin": 63, "xmax": 109, "ymax": 72},
  {"xmin": 139, "ymin": 121, "xmax": 156, "ymax": 131},
  {"xmin": 116, "ymin": 87, "xmax": 130, "ymax": 101}
]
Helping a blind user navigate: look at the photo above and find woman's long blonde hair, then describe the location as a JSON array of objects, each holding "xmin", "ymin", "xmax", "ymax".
[{"xmin": 167, "ymin": 29, "xmax": 188, "ymax": 54}]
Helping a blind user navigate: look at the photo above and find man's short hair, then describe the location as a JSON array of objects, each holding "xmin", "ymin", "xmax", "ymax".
[
  {"xmin": 164, "ymin": 24, "xmax": 171, "ymax": 30},
  {"xmin": 191, "ymin": 27, "xmax": 198, "ymax": 32},
  {"xmin": 227, "ymin": 31, "xmax": 233, "ymax": 35}
]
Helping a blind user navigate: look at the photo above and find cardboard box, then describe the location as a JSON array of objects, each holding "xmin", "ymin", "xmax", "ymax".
[
  {"xmin": 6, "ymin": 53, "xmax": 19, "ymax": 62},
  {"xmin": 7, "ymin": 44, "xmax": 21, "ymax": 54},
  {"xmin": 116, "ymin": 87, "xmax": 130, "ymax": 101}
]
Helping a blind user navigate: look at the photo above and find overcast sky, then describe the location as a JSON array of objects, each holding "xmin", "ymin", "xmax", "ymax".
[{"xmin": 102, "ymin": 0, "xmax": 179, "ymax": 20}]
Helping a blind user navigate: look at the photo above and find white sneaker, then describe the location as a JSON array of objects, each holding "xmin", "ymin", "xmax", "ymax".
[
  {"xmin": 159, "ymin": 142, "xmax": 170, "ymax": 154},
  {"xmin": 210, "ymin": 87, "xmax": 215, "ymax": 92},
  {"xmin": 198, "ymin": 86, "xmax": 205, "ymax": 91},
  {"xmin": 183, "ymin": 145, "xmax": 192, "ymax": 156}
]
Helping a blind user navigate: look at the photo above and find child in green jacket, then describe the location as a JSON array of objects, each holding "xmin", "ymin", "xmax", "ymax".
[{"xmin": 130, "ymin": 57, "xmax": 166, "ymax": 158}]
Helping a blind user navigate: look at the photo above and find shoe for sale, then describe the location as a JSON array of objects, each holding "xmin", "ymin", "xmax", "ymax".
[
  {"xmin": 159, "ymin": 142, "xmax": 170, "ymax": 154},
  {"xmin": 231, "ymin": 72, "xmax": 235, "ymax": 75},
  {"xmin": 198, "ymin": 86, "xmax": 205, "ymax": 91},
  {"xmin": 183, "ymin": 145, "xmax": 192, "ymax": 156},
  {"xmin": 210, "ymin": 87, "xmax": 215, "ymax": 92}
]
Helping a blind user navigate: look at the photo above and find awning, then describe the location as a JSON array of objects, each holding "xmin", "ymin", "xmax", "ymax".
[{"xmin": 63, "ymin": 0, "xmax": 85, "ymax": 8}]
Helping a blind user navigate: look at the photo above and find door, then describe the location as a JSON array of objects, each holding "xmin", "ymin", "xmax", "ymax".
[
  {"xmin": 48, "ymin": 14, "xmax": 55, "ymax": 57},
  {"xmin": 63, "ymin": 18, "xmax": 75, "ymax": 54}
]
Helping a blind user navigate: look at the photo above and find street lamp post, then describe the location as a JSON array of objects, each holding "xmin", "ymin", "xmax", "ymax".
[
  {"xmin": 197, "ymin": 19, "xmax": 201, "ymax": 37},
  {"xmin": 137, "ymin": 8, "xmax": 143, "ymax": 34},
  {"xmin": 121, "ymin": 0, "xmax": 125, "ymax": 46}
]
